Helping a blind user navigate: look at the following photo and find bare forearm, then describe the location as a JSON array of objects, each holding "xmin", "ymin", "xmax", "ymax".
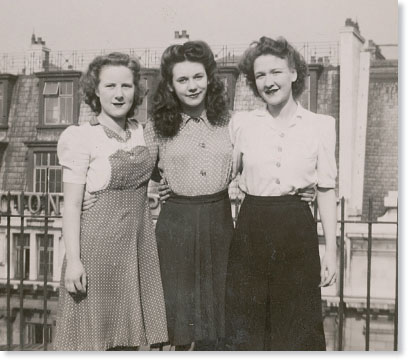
[
  {"xmin": 317, "ymin": 188, "xmax": 337, "ymax": 253},
  {"xmin": 63, "ymin": 183, "xmax": 85, "ymax": 262},
  {"xmin": 63, "ymin": 205, "xmax": 82, "ymax": 262}
]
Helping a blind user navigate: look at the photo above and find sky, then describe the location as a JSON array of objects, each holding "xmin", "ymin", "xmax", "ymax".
[{"xmin": 0, "ymin": 0, "xmax": 399, "ymax": 55}]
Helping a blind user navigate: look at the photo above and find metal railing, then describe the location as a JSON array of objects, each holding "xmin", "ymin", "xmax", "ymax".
[
  {"xmin": 0, "ymin": 41, "xmax": 339, "ymax": 75},
  {"xmin": 0, "ymin": 192, "xmax": 398, "ymax": 350}
]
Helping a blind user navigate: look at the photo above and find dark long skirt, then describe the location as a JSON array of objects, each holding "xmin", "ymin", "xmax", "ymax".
[
  {"xmin": 225, "ymin": 194, "xmax": 326, "ymax": 351},
  {"xmin": 155, "ymin": 189, "xmax": 234, "ymax": 347}
]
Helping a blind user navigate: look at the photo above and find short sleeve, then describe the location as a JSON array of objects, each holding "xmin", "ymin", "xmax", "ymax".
[
  {"xmin": 229, "ymin": 111, "xmax": 246, "ymax": 177},
  {"xmin": 57, "ymin": 125, "xmax": 90, "ymax": 184},
  {"xmin": 317, "ymin": 115, "xmax": 337, "ymax": 188}
]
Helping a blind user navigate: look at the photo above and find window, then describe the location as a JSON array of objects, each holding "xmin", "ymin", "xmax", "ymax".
[
  {"xmin": 26, "ymin": 314, "xmax": 53, "ymax": 344},
  {"xmin": 14, "ymin": 234, "xmax": 30, "ymax": 280},
  {"xmin": 37, "ymin": 234, "xmax": 53, "ymax": 279},
  {"xmin": 36, "ymin": 71, "xmax": 81, "ymax": 128},
  {"xmin": 34, "ymin": 151, "xmax": 62, "ymax": 193},
  {"xmin": 43, "ymin": 81, "xmax": 73, "ymax": 125},
  {"xmin": 0, "ymin": 74, "xmax": 17, "ymax": 127}
]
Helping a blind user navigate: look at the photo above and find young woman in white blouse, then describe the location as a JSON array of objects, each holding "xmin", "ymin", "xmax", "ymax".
[
  {"xmin": 54, "ymin": 53, "xmax": 167, "ymax": 350},
  {"xmin": 225, "ymin": 36, "xmax": 337, "ymax": 351}
]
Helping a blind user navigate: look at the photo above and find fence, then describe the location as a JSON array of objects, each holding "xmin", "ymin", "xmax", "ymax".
[
  {"xmin": 0, "ymin": 192, "xmax": 398, "ymax": 351},
  {"xmin": 0, "ymin": 41, "xmax": 339, "ymax": 75}
]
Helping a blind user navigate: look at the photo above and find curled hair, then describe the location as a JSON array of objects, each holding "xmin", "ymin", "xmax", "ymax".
[
  {"xmin": 239, "ymin": 36, "xmax": 308, "ymax": 99},
  {"xmin": 80, "ymin": 52, "xmax": 145, "ymax": 118},
  {"xmin": 151, "ymin": 40, "xmax": 229, "ymax": 138}
]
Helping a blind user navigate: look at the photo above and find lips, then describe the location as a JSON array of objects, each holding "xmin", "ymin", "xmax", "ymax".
[
  {"xmin": 186, "ymin": 92, "xmax": 202, "ymax": 99},
  {"xmin": 264, "ymin": 87, "xmax": 278, "ymax": 95}
]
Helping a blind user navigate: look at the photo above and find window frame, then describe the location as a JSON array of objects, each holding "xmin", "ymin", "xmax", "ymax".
[
  {"xmin": 36, "ymin": 71, "xmax": 81, "ymax": 129},
  {"xmin": 0, "ymin": 74, "xmax": 17, "ymax": 129},
  {"xmin": 36, "ymin": 234, "xmax": 54, "ymax": 280},
  {"xmin": 25, "ymin": 142, "xmax": 63, "ymax": 194}
]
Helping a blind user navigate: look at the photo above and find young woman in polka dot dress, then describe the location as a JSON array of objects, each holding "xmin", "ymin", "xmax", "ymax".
[{"xmin": 53, "ymin": 53, "xmax": 168, "ymax": 350}]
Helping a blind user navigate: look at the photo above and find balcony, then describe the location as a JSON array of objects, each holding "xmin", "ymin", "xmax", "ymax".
[{"xmin": 0, "ymin": 190, "xmax": 398, "ymax": 351}]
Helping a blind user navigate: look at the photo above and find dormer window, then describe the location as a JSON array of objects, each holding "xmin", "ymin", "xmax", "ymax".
[
  {"xmin": 36, "ymin": 71, "xmax": 81, "ymax": 128},
  {"xmin": 43, "ymin": 81, "xmax": 74, "ymax": 125},
  {"xmin": 0, "ymin": 74, "xmax": 17, "ymax": 128}
]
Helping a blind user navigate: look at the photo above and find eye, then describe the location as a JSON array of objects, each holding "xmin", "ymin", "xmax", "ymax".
[
  {"xmin": 194, "ymin": 74, "xmax": 204, "ymax": 80},
  {"xmin": 255, "ymin": 73, "xmax": 265, "ymax": 79}
]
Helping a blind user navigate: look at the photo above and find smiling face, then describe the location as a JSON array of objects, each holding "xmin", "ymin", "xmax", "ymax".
[
  {"xmin": 170, "ymin": 61, "xmax": 208, "ymax": 114},
  {"xmin": 96, "ymin": 65, "xmax": 135, "ymax": 122},
  {"xmin": 254, "ymin": 54, "xmax": 297, "ymax": 110}
]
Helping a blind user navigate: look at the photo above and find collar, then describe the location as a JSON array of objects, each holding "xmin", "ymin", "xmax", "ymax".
[
  {"xmin": 180, "ymin": 111, "xmax": 211, "ymax": 130},
  {"xmin": 89, "ymin": 116, "xmax": 138, "ymax": 128},
  {"xmin": 253, "ymin": 103, "xmax": 305, "ymax": 129}
]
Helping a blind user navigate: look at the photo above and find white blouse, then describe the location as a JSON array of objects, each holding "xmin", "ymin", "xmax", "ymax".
[
  {"xmin": 57, "ymin": 118, "xmax": 146, "ymax": 193},
  {"xmin": 230, "ymin": 105, "xmax": 337, "ymax": 196}
]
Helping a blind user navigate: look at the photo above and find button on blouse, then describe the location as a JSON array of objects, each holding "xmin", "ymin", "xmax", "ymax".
[
  {"xmin": 144, "ymin": 112, "xmax": 233, "ymax": 196},
  {"xmin": 230, "ymin": 105, "xmax": 337, "ymax": 196}
]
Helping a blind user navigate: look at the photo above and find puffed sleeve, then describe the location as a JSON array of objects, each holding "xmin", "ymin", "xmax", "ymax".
[
  {"xmin": 57, "ymin": 125, "xmax": 90, "ymax": 184},
  {"xmin": 229, "ymin": 111, "xmax": 246, "ymax": 177},
  {"xmin": 317, "ymin": 115, "xmax": 337, "ymax": 188},
  {"xmin": 143, "ymin": 120, "xmax": 161, "ymax": 182}
]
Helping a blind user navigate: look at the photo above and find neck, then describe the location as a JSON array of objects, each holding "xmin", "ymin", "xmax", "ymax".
[
  {"xmin": 181, "ymin": 103, "xmax": 205, "ymax": 118},
  {"xmin": 267, "ymin": 96, "xmax": 297, "ymax": 121},
  {"xmin": 97, "ymin": 112, "xmax": 126, "ymax": 131}
]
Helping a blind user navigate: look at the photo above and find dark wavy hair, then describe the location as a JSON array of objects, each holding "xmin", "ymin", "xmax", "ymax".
[
  {"xmin": 239, "ymin": 36, "xmax": 308, "ymax": 100},
  {"xmin": 80, "ymin": 52, "xmax": 145, "ymax": 118},
  {"xmin": 151, "ymin": 41, "xmax": 229, "ymax": 138}
]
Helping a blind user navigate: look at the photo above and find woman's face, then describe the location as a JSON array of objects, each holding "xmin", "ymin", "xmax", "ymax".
[
  {"xmin": 253, "ymin": 54, "xmax": 297, "ymax": 108},
  {"xmin": 170, "ymin": 61, "xmax": 208, "ymax": 112},
  {"xmin": 96, "ymin": 65, "xmax": 135, "ymax": 121}
]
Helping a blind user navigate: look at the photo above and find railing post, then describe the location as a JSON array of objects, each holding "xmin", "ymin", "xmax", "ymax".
[
  {"xmin": 394, "ymin": 200, "xmax": 398, "ymax": 350},
  {"xmin": 338, "ymin": 197, "xmax": 345, "ymax": 351},
  {"xmin": 19, "ymin": 191, "xmax": 25, "ymax": 350},
  {"xmin": 6, "ymin": 191, "xmax": 12, "ymax": 350},
  {"xmin": 42, "ymin": 170, "xmax": 50, "ymax": 350},
  {"xmin": 365, "ymin": 198, "xmax": 373, "ymax": 351}
]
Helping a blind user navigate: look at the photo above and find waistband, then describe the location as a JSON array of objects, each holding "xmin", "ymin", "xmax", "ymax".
[
  {"xmin": 243, "ymin": 193, "xmax": 306, "ymax": 206},
  {"xmin": 168, "ymin": 188, "xmax": 229, "ymax": 204}
]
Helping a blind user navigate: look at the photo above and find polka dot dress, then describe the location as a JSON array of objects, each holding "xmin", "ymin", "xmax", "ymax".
[{"xmin": 54, "ymin": 123, "xmax": 168, "ymax": 351}]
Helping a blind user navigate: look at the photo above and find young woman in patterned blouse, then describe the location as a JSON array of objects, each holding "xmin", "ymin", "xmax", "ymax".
[
  {"xmin": 143, "ymin": 41, "xmax": 233, "ymax": 351},
  {"xmin": 225, "ymin": 36, "xmax": 337, "ymax": 351}
]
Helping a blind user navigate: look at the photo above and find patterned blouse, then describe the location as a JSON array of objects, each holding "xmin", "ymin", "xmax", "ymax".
[{"xmin": 144, "ymin": 112, "xmax": 233, "ymax": 196}]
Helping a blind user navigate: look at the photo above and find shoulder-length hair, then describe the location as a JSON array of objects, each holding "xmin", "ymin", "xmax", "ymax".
[
  {"xmin": 80, "ymin": 52, "xmax": 145, "ymax": 118},
  {"xmin": 239, "ymin": 36, "xmax": 308, "ymax": 100},
  {"xmin": 151, "ymin": 40, "xmax": 229, "ymax": 139}
]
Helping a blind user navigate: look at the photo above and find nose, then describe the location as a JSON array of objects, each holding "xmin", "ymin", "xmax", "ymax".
[
  {"xmin": 265, "ymin": 74, "xmax": 275, "ymax": 87},
  {"xmin": 187, "ymin": 79, "xmax": 198, "ymax": 93},
  {"xmin": 114, "ymin": 86, "xmax": 124, "ymax": 99}
]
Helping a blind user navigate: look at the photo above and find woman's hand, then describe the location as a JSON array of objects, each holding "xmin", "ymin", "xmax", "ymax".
[
  {"xmin": 298, "ymin": 187, "xmax": 316, "ymax": 203},
  {"xmin": 158, "ymin": 179, "xmax": 172, "ymax": 202},
  {"xmin": 82, "ymin": 190, "xmax": 97, "ymax": 211},
  {"xmin": 65, "ymin": 259, "xmax": 87, "ymax": 294},
  {"xmin": 319, "ymin": 249, "xmax": 337, "ymax": 287}
]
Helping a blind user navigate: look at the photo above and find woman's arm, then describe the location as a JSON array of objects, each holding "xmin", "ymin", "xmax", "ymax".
[
  {"xmin": 63, "ymin": 182, "xmax": 87, "ymax": 293},
  {"xmin": 317, "ymin": 187, "xmax": 337, "ymax": 287}
]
